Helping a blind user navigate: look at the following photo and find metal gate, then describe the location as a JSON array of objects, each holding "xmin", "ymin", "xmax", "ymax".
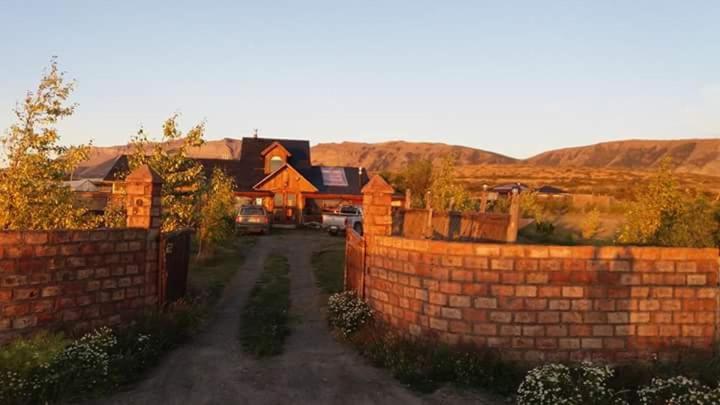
[
  {"xmin": 344, "ymin": 228, "xmax": 366, "ymax": 298},
  {"xmin": 159, "ymin": 229, "xmax": 192, "ymax": 305}
]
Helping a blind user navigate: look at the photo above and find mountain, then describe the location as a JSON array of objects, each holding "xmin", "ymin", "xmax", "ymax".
[
  {"xmin": 79, "ymin": 138, "xmax": 244, "ymax": 170},
  {"xmin": 80, "ymin": 137, "xmax": 720, "ymax": 177},
  {"xmin": 310, "ymin": 141, "xmax": 517, "ymax": 172},
  {"xmin": 526, "ymin": 139, "xmax": 720, "ymax": 176}
]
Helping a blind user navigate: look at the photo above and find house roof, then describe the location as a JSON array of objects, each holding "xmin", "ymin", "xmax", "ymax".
[
  {"xmin": 240, "ymin": 137, "xmax": 311, "ymax": 169},
  {"xmin": 72, "ymin": 155, "xmax": 129, "ymax": 181},
  {"xmin": 253, "ymin": 163, "xmax": 319, "ymax": 192},
  {"xmin": 536, "ymin": 185, "xmax": 567, "ymax": 194},
  {"xmin": 491, "ymin": 183, "xmax": 530, "ymax": 193},
  {"xmin": 298, "ymin": 166, "xmax": 370, "ymax": 195},
  {"xmin": 260, "ymin": 141, "xmax": 293, "ymax": 157}
]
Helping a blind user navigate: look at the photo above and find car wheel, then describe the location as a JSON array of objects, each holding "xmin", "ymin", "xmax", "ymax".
[{"xmin": 353, "ymin": 223, "xmax": 363, "ymax": 236}]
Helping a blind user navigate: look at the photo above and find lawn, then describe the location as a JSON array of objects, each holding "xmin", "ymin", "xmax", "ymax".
[
  {"xmin": 239, "ymin": 254, "xmax": 291, "ymax": 357},
  {"xmin": 311, "ymin": 245, "xmax": 346, "ymax": 295}
]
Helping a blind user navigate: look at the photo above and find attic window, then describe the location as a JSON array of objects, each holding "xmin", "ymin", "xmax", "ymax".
[{"xmin": 269, "ymin": 156, "xmax": 284, "ymax": 172}]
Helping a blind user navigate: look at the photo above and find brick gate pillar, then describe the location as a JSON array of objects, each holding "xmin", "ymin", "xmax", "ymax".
[
  {"xmin": 125, "ymin": 165, "xmax": 164, "ymax": 307},
  {"xmin": 361, "ymin": 175, "xmax": 395, "ymax": 238}
]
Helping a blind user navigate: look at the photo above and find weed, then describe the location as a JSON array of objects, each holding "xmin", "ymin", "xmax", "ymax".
[{"xmin": 239, "ymin": 254, "xmax": 291, "ymax": 357}]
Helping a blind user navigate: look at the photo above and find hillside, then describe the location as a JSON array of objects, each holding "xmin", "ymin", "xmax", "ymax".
[
  {"xmin": 81, "ymin": 137, "xmax": 720, "ymax": 179},
  {"xmin": 80, "ymin": 138, "xmax": 244, "ymax": 170},
  {"xmin": 526, "ymin": 139, "xmax": 720, "ymax": 176},
  {"xmin": 310, "ymin": 141, "xmax": 517, "ymax": 172}
]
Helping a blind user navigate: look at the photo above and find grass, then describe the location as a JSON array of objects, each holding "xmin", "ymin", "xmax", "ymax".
[
  {"xmin": 188, "ymin": 236, "xmax": 257, "ymax": 302},
  {"xmin": 346, "ymin": 321, "xmax": 526, "ymax": 395},
  {"xmin": 239, "ymin": 254, "xmax": 291, "ymax": 357},
  {"xmin": 311, "ymin": 246, "xmax": 345, "ymax": 295}
]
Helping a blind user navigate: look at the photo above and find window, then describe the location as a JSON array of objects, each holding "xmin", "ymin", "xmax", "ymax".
[
  {"xmin": 269, "ymin": 156, "xmax": 284, "ymax": 172},
  {"xmin": 274, "ymin": 193, "xmax": 284, "ymax": 207},
  {"xmin": 287, "ymin": 193, "xmax": 297, "ymax": 207}
]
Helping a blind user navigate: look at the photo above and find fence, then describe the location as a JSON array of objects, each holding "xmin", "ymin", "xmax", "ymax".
[
  {"xmin": 0, "ymin": 165, "xmax": 192, "ymax": 344},
  {"xmin": 159, "ymin": 229, "xmax": 193, "ymax": 304},
  {"xmin": 345, "ymin": 228, "xmax": 365, "ymax": 297},
  {"xmin": 392, "ymin": 208, "xmax": 514, "ymax": 242},
  {"xmin": 353, "ymin": 174, "xmax": 720, "ymax": 363}
]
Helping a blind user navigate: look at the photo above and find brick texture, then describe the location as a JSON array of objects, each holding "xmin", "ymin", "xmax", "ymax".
[
  {"xmin": 353, "ymin": 235, "xmax": 719, "ymax": 363},
  {"xmin": 0, "ymin": 165, "xmax": 163, "ymax": 344}
]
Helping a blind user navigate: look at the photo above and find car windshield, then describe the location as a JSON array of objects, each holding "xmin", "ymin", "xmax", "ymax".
[
  {"xmin": 340, "ymin": 206, "xmax": 357, "ymax": 215},
  {"xmin": 240, "ymin": 207, "xmax": 265, "ymax": 216}
]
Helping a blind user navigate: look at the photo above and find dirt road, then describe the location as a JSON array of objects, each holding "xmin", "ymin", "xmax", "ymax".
[{"xmin": 94, "ymin": 232, "xmax": 502, "ymax": 405}]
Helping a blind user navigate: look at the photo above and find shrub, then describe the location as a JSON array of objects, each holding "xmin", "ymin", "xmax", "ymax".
[
  {"xmin": 581, "ymin": 207, "xmax": 602, "ymax": 240},
  {"xmin": 637, "ymin": 376, "xmax": 720, "ymax": 405},
  {"xmin": 516, "ymin": 362, "xmax": 627, "ymax": 405},
  {"xmin": 617, "ymin": 158, "xmax": 718, "ymax": 247},
  {"xmin": 328, "ymin": 291, "xmax": 373, "ymax": 337}
]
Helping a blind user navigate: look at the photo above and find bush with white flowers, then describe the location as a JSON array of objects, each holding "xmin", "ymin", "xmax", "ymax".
[
  {"xmin": 516, "ymin": 362, "xmax": 627, "ymax": 405},
  {"xmin": 328, "ymin": 291, "xmax": 373, "ymax": 337},
  {"xmin": 637, "ymin": 376, "xmax": 720, "ymax": 405}
]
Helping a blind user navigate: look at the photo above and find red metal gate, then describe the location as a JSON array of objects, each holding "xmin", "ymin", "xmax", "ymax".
[
  {"xmin": 344, "ymin": 228, "xmax": 366, "ymax": 297},
  {"xmin": 159, "ymin": 229, "xmax": 192, "ymax": 305}
]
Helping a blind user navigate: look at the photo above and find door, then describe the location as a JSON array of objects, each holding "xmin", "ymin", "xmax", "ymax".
[{"xmin": 272, "ymin": 192, "xmax": 298, "ymax": 224}]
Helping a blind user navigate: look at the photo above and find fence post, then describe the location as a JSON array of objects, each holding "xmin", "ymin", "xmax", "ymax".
[
  {"xmin": 506, "ymin": 188, "xmax": 520, "ymax": 243},
  {"xmin": 480, "ymin": 184, "xmax": 488, "ymax": 213},
  {"xmin": 362, "ymin": 175, "xmax": 395, "ymax": 238},
  {"xmin": 125, "ymin": 165, "xmax": 164, "ymax": 307}
]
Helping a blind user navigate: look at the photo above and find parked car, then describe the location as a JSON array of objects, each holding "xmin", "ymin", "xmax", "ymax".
[
  {"xmin": 235, "ymin": 205, "xmax": 271, "ymax": 235},
  {"xmin": 322, "ymin": 205, "xmax": 363, "ymax": 236}
]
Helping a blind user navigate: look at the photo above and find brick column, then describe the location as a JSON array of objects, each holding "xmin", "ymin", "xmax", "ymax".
[
  {"xmin": 362, "ymin": 175, "xmax": 395, "ymax": 238},
  {"xmin": 125, "ymin": 165, "xmax": 163, "ymax": 307},
  {"xmin": 506, "ymin": 188, "xmax": 520, "ymax": 243}
]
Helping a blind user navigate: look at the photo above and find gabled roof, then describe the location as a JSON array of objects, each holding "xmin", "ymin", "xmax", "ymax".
[
  {"xmin": 240, "ymin": 137, "xmax": 311, "ymax": 170},
  {"xmin": 260, "ymin": 141, "xmax": 293, "ymax": 157},
  {"xmin": 253, "ymin": 164, "xmax": 318, "ymax": 192},
  {"xmin": 73, "ymin": 155, "xmax": 129, "ymax": 181}
]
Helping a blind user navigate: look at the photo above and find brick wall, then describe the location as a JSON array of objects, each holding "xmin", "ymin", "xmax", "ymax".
[
  {"xmin": 0, "ymin": 165, "xmax": 163, "ymax": 344},
  {"xmin": 354, "ymin": 175, "xmax": 720, "ymax": 363},
  {"xmin": 0, "ymin": 229, "xmax": 156, "ymax": 343},
  {"xmin": 363, "ymin": 237, "xmax": 718, "ymax": 362}
]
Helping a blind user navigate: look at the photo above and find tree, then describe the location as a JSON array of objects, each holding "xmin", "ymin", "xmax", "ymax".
[
  {"xmin": 197, "ymin": 168, "xmax": 236, "ymax": 257},
  {"xmin": 0, "ymin": 60, "xmax": 94, "ymax": 230},
  {"xmin": 429, "ymin": 155, "xmax": 472, "ymax": 211},
  {"xmin": 128, "ymin": 115, "xmax": 206, "ymax": 232},
  {"xmin": 581, "ymin": 207, "xmax": 602, "ymax": 240},
  {"xmin": 617, "ymin": 158, "xmax": 717, "ymax": 247}
]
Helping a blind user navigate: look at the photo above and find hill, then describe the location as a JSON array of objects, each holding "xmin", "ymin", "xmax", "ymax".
[
  {"xmin": 81, "ymin": 137, "xmax": 720, "ymax": 179},
  {"xmin": 526, "ymin": 139, "xmax": 720, "ymax": 176},
  {"xmin": 79, "ymin": 138, "xmax": 244, "ymax": 170},
  {"xmin": 310, "ymin": 141, "xmax": 517, "ymax": 172}
]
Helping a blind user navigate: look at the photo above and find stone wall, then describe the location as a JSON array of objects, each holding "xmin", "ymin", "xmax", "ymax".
[
  {"xmin": 353, "ymin": 175, "xmax": 720, "ymax": 363},
  {"xmin": 0, "ymin": 165, "xmax": 163, "ymax": 344}
]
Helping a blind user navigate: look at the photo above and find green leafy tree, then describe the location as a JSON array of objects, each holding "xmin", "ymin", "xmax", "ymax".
[
  {"xmin": 617, "ymin": 158, "xmax": 717, "ymax": 247},
  {"xmin": 197, "ymin": 168, "xmax": 236, "ymax": 257},
  {"xmin": 403, "ymin": 159, "xmax": 433, "ymax": 208},
  {"xmin": 128, "ymin": 115, "xmax": 206, "ymax": 232},
  {"xmin": 429, "ymin": 155, "xmax": 472, "ymax": 211},
  {"xmin": 0, "ymin": 60, "xmax": 95, "ymax": 230}
]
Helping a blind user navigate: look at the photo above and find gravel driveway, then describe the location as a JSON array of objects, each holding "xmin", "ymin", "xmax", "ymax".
[{"xmin": 92, "ymin": 232, "xmax": 502, "ymax": 405}]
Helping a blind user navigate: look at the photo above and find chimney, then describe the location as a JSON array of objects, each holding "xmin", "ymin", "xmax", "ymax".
[{"xmin": 253, "ymin": 129, "xmax": 258, "ymax": 139}]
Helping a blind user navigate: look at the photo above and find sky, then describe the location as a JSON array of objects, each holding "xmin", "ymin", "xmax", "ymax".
[{"xmin": 1, "ymin": 0, "xmax": 719, "ymax": 158}]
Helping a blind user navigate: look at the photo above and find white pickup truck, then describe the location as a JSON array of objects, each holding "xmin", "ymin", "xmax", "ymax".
[{"xmin": 322, "ymin": 205, "xmax": 363, "ymax": 236}]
